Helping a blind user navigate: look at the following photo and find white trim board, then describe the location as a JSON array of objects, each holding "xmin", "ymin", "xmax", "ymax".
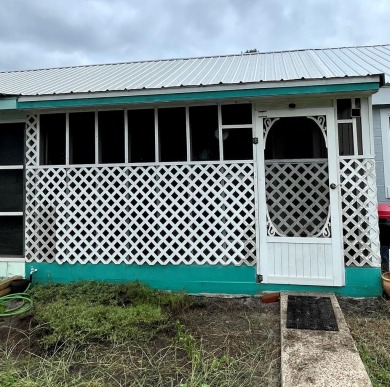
[{"xmin": 380, "ymin": 108, "xmax": 390, "ymax": 198}]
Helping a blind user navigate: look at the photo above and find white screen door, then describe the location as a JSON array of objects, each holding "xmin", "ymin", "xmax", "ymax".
[{"xmin": 256, "ymin": 108, "xmax": 344, "ymax": 286}]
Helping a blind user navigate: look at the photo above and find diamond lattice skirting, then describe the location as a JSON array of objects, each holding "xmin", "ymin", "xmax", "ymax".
[
  {"xmin": 25, "ymin": 163, "xmax": 257, "ymax": 266},
  {"xmin": 340, "ymin": 158, "xmax": 380, "ymax": 267}
]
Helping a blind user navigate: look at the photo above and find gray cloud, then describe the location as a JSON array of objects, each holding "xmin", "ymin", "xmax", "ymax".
[{"xmin": 0, "ymin": 0, "xmax": 389, "ymax": 71}]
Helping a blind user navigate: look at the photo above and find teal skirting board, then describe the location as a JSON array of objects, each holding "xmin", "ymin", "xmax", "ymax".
[{"xmin": 25, "ymin": 263, "xmax": 382, "ymax": 297}]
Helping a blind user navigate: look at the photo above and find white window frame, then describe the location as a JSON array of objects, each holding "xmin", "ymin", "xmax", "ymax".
[
  {"xmin": 380, "ymin": 108, "xmax": 390, "ymax": 198},
  {"xmin": 38, "ymin": 103, "xmax": 255, "ymax": 167}
]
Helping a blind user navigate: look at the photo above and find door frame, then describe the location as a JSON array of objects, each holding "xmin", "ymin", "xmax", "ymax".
[{"xmin": 255, "ymin": 107, "xmax": 344, "ymax": 286}]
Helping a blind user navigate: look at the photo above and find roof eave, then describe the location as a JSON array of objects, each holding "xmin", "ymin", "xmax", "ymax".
[
  {"xmin": 15, "ymin": 75, "xmax": 382, "ymax": 110},
  {"xmin": 16, "ymin": 74, "xmax": 383, "ymax": 103}
]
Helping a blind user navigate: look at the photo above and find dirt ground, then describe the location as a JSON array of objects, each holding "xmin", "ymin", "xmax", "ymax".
[
  {"xmin": 0, "ymin": 294, "xmax": 389, "ymax": 386},
  {"xmin": 0, "ymin": 295, "xmax": 281, "ymax": 386}
]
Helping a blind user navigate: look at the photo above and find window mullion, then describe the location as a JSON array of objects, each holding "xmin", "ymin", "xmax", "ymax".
[
  {"xmin": 94, "ymin": 111, "xmax": 99, "ymax": 164},
  {"xmin": 185, "ymin": 106, "xmax": 190, "ymax": 161},
  {"xmin": 124, "ymin": 110, "xmax": 129, "ymax": 163},
  {"xmin": 218, "ymin": 104, "xmax": 223, "ymax": 161},
  {"xmin": 65, "ymin": 113, "xmax": 69, "ymax": 165},
  {"xmin": 154, "ymin": 108, "xmax": 159, "ymax": 162}
]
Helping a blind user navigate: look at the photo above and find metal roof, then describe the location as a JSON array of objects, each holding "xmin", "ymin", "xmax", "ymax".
[{"xmin": 1, "ymin": 44, "xmax": 389, "ymax": 97}]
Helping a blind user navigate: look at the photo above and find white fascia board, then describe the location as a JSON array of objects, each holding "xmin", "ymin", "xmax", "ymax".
[{"xmin": 17, "ymin": 75, "xmax": 382, "ymax": 103}]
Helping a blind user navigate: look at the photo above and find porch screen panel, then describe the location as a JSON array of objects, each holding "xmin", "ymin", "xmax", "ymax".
[
  {"xmin": 69, "ymin": 112, "xmax": 95, "ymax": 164},
  {"xmin": 40, "ymin": 114, "xmax": 66, "ymax": 165},
  {"xmin": 128, "ymin": 109, "xmax": 155, "ymax": 163},
  {"xmin": 223, "ymin": 128, "xmax": 253, "ymax": 160},
  {"xmin": 0, "ymin": 170, "xmax": 24, "ymax": 212},
  {"xmin": 98, "ymin": 110, "xmax": 125, "ymax": 163},
  {"xmin": 0, "ymin": 122, "xmax": 25, "ymax": 258},
  {"xmin": 189, "ymin": 106, "xmax": 219, "ymax": 161},
  {"xmin": 0, "ymin": 217, "xmax": 24, "ymax": 256},
  {"xmin": 158, "ymin": 107, "xmax": 186, "ymax": 162},
  {"xmin": 0, "ymin": 123, "xmax": 25, "ymax": 165}
]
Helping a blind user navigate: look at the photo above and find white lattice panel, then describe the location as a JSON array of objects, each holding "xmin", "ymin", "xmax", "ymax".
[
  {"xmin": 26, "ymin": 115, "xmax": 38, "ymax": 167},
  {"xmin": 26, "ymin": 163, "xmax": 256, "ymax": 266},
  {"xmin": 25, "ymin": 168, "xmax": 67, "ymax": 262},
  {"xmin": 340, "ymin": 158, "xmax": 380, "ymax": 267},
  {"xmin": 265, "ymin": 161, "xmax": 330, "ymax": 237}
]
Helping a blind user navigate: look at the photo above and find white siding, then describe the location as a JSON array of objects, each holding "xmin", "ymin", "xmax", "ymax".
[{"xmin": 374, "ymin": 106, "xmax": 390, "ymax": 203}]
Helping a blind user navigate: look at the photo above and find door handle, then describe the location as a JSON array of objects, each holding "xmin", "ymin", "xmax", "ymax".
[{"xmin": 330, "ymin": 183, "xmax": 337, "ymax": 190}]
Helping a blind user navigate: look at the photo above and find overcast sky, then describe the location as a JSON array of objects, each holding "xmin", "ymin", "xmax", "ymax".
[{"xmin": 0, "ymin": 0, "xmax": 389, "ymax": 72}]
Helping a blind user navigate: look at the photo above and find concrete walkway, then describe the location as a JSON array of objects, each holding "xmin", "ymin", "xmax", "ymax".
[{"xmin": 280, "ymin": 292, "xmax": 372, "ymax": 387}]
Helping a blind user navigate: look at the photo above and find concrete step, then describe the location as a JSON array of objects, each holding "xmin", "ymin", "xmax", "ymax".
[{"xmin": 280, "ymin": 292, "xmax": 372, "ymax": 387}]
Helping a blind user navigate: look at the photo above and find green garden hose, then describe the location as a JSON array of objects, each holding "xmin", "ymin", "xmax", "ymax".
[{"xmin": 0, "ymin": 284, "xmax": 33, "ymax": 317}]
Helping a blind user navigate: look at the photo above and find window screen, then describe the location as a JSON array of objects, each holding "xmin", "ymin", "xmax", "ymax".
[
  {"xmin": 0, "ymin": 216, "xmax": 24, "ymax": 256},
  {"xmin": 223, "ymin": 128, "xmax": 253, "ymax": 160},
  {"xmin": 128, "ymin": 109, "xmax": 155, "ymax": 163},
  {"xmin": 0, "ymin": 170, "xmax": 24, "ymax": 212},
  {"xmin": 337, "ymin": 99, "xmax": 352, "ymax": 120},
  {"xmin": 98, "ymin": 110, "xmax": 125, "ymax": 163},
  {"xmin": 221, "ymin": 104, "xmax": 252, "ymax": 125},
  {"xmin": 69, "ymin": 112, "xmax": 95, "ymax": 164},
  {"xmin": 40, "ymin": 114, "xmax": 66, "ymax": 165},
  {"xmin": 190, "ymin": 106, "xmax": 219, "ymax": 161},
  {"xmin": 158, "ymin": 107, "xmax": 187, "ymax": 162},
  {"xmin": 0, "ymin": 123, "xmax": 25, "ymax": 165}
]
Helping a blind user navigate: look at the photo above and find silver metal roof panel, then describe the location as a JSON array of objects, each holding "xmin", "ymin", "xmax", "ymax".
[{"xmin": 0, "ymin": 44, "xmax": 389, "ymax": 96}]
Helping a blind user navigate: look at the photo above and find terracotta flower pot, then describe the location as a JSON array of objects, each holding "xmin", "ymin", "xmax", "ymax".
[{"xmin": 382, "ymin": 272, "xmax": 390, "ymax": 296}]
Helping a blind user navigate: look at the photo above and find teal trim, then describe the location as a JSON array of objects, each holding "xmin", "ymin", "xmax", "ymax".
[
  {"xmin": 25, "ymin": 263, "xmax": 382, "ymax": 297},
  {"xmin": 0, "ymin": 97, "xmax": 17, "ymax": 110},
  {"xmin": 17, "ymin": 82, "xmax": 380, "ymax": 109}
]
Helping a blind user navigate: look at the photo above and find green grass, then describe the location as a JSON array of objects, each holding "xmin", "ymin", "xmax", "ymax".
[
  {"xmin": 31, "ymin": 281, "xmax": 194, "ymax": 314},
  {"xmin": 340, "ymin": 297, "xmax": 390, "ymax": 387},
  {"xmin": 34, "ymin": 301, "xmax": 167, "ymax": 345},
  {"xmin": 0, "ymin": 282, "xmax": 280, "ymax": 386},
  {"xmin": 31, "ymin": 281, "xmax": 194, "ymax": 346},
  {"xmin": 7, "ymin": 282, "xmax": 390, "ymax": 386}
]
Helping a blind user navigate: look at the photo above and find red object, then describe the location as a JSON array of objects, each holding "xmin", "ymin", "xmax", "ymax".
[
  {"xmin": 261, "ymin": 293, "xmax": 280, "ymax": 303},
  {"xmin": 378, "ymin": 203, "xmax": 390, "ymax": 219}
]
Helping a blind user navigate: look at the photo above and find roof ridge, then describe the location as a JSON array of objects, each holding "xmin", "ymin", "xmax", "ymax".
[{"xmin": 1, "ymin": 44, "xmax": 389, "ymax": 75}]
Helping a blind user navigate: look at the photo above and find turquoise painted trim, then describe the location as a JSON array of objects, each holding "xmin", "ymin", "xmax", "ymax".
[
  {"xmin": 0, "ymin": 97, "xmax": 17, "ymax": 110},
  {"xmin": 17, "ymin": 82, "xmax": 380, "ymax": 109},
  {"xmin": 25, "ymin": 263, "xmax": 382, "ymax": 298}
]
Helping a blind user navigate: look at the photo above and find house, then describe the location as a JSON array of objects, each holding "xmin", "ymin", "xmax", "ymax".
[{"xmin": 0, "ymin": 45, "xmax": 388, "ymax": 297}]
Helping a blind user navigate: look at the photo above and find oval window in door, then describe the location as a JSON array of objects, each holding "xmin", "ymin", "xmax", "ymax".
[{"xmin": 264, "ymin": 116, "xmax": 331, "ymax": 238}]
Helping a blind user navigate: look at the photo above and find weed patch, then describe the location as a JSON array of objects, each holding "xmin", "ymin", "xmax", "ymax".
[
  {"xmin": 2, "ymin": 286, "xmax": 281, "ymax": 386},
  {"xmin": 31, "ymin": 281, "xmax": 196, "ymax": 345},
  {"xmin": 0, "ymin": 372, "xmax": 36, "ymax": 387},
  {"xmin": 34, "ymin": 300, "xmax": 167, "ymax": 345},
  {"xmin": 340, "ymin": 297, "xmax": 390, "ymax": 387},
  {"xmin": 31, "ymin": 281, "xmax": 194, "ymax": 314}
]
